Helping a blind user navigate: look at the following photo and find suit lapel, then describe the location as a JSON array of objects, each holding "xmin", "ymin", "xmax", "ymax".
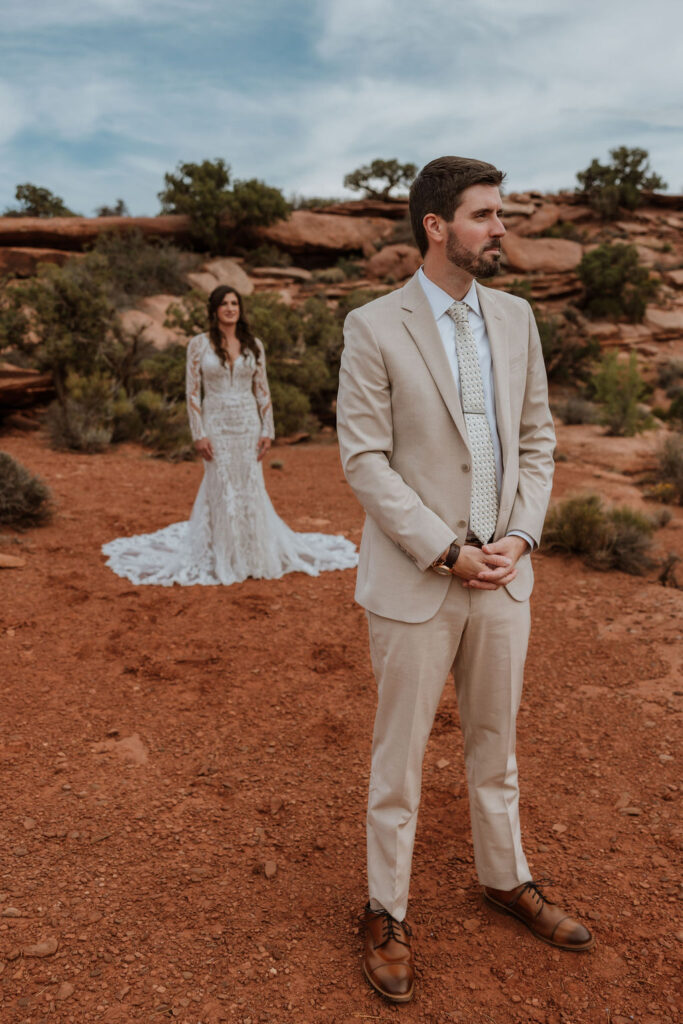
[
  {"xmin": 400, "ymin": 275, "xmax": 468, "ymax": 443},
  {"xmin": 476, "ymin": 282, "xmax": 512, "ymax": 468}
]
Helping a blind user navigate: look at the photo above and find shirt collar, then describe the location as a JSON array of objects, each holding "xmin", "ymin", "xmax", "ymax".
[{"xmin": 417, "ymin": 266, "xmax": 481, "ymax": 321}]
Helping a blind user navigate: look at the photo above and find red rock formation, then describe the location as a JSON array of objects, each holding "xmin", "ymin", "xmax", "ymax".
[
  {"xmin": 257, "ymin": 211, "xmax": 394, "ymax": 259},
  {"xmin": 502, "ymin": 234, "xmax": 583, "ymax": 273},
  {"xmin": 366, "ymin": 243, "xmax": 421, "ymax": 281},
  {"xmin": 0, "ymin": 247, "xmax": 80, "ymax": 276},
  {"xmin": 0, "ymin": 215, "xmax": 193, "ymax": 250}
]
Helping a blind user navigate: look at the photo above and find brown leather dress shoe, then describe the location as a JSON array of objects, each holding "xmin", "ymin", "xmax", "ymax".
[
  {"xmin": 484, "ymin": 880, "xmax": 595, "ymax": 952},
  {"xmin": 362, "ymin": 903, "xmax": 415, "ymax": 1003}
]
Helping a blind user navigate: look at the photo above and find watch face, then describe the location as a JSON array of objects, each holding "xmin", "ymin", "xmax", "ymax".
[{"xmin": 433, "ymin": 563, "xmax": 453, "ymax": 576}]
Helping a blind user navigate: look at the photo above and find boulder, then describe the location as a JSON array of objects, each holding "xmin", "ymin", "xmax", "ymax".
[
  {"xmin": 186, "ymin": 271, "xmax": 220, "ymax": 294},
  {"xmin": 514, "ymin": 203, "xmax": 561, "ymax": 237},
  {"xmin": 0, "ymin": 247, "xmax": 80, "ymax": 276},
  {"xmin": 257, "ymin": 210, "xmax": 394, "ymax": 259},
  {"xmin": 366, "ymin": 243, "xmax": 421, "ymax": 281},
  {"xmin": 0, "ymin": 214, "xmax": 193, "ymax": 250},
  {"xmin": 644, "ymin": 306, "xmax": 683, "ymax": 339},
  {"xmin": 200, "ymin": 258, "xmax": 254, "ymax": 294},
  {"xmin": 118, "ymin": 309, "xmax": 184, "ymax": 350},
  {"xmin": 555, "ymin": 204, "xmax": 594, "ymax": 223},
  {"xmin": 249, "ymin": 266, "xmax": 313, "ymax": 281},
  {"xmin": 501, "ymin": 200, "xmax": 536, "ymax": 217},
  {"xmin": 501, "ymin": 234, "xmax": 583, "ymax": 272},
  {"xmin": 665, "ymin": 269, "xmax": 683, "ymax": 288}
]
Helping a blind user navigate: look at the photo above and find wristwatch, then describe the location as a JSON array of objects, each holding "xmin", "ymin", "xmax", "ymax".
[{"xmin": 432, "ymin": 541, "xmax": 461, "ymax": 576}]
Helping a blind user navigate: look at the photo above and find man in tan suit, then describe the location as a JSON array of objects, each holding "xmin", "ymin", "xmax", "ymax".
[{"xmin": 337, "ymin": 156, "xmax": 593, "ymax": 1004}]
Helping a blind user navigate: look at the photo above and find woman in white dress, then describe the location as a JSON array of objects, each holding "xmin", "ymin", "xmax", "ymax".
[{"xmin": 102, "ymin": 285, "xmax": 358, "ymax": 586}]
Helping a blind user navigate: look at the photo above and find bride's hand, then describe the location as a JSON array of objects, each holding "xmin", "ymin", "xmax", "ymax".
[
  {"xmin": 257, "ymin": 437, "xmax": 271, "ymax": 462},
  {"xmin": 195, "ymin": 438, "xmax": 214, "ymax": 461}
]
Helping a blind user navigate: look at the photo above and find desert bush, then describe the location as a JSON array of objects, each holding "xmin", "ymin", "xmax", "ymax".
[
  {"xmin": 590, "ymin": 350, "xmax": 652, "ymax": 436},
  {"xmin": 506, "ymin": 280, "xmax": 597, "ymax": 383},
  {"xmin": 576, "ymin": 146, "xmax": 666, "ymax": 219},
  {"xmin": 343, "ymin": 159, "xmax": 417, "ymax": 199},
  {"xmin": 89, "ymin": 230, "xmax": 195, "ymax": 306},
  {"xmin": 651, "ymin": 433, "xmax": 683, "ymax": 505},
  {"xmin": 554, "ymin": 396, "xmax": 600, "ymax": 425},
  {"xmin": 657, "ymin": 359, "xmax": 683, "ymax": 394},
  {"xmin": 164, "ymin": 290, "xmax": 207, "ymax": 339},
  {"xmin": 3, "ymin": 183, "xmax": 76, "ymax": 217},
  {"xmin": 267, "ymin": 380, "xmax": 314, "ymax": 437},
  {"xmin": 45, "ymin": 372, "xmax": 116, "ymax": 452},
  {"xmin": 112, "ymin": 389, "xmax": 193, "ymax": 460},
  {"xmin": 543, "ymin": 493, "xmax": 658, "ymax": 575},
  {"xmin": 158, "ymin": 158, "xmax": 289, "ymax": 253},
  {"xmin": 541, "ymin": 221, "xmax": 585, "ymax": 242},
  {"xmin": 0, "ymin": 452, "xmax": 53, "ymax": 528},
  {"xmin": 578, "ymin": 243, "xmax": 657, "ymax": 322},
  {"xmin": 312, "ymin": 267, "xmax": 346, "ymax": 285},
  {"xmin": 336, "ymin": 257, "xmax": 365, "ymax": 280},
  {"xmin": 95, "ymin": 199, "xmax": 130, "ymax": 217},
  {"xmin": 242, "ymin": 244, "xmax": 293, "ymax": 268}
]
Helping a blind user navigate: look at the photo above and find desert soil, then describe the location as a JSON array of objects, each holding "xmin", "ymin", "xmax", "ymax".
[{"xmin": 0, "ymin": 430, "xmax": 681, "ymax": 1024}]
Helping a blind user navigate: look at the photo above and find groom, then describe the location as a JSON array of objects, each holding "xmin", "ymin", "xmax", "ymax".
[{"xmin": 336, "ymin": 156, "xmax": 593, "ymax": 1004}]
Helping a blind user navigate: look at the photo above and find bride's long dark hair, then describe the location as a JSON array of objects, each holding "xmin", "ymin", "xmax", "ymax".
[{"xmin": 207, "ymin": 285, "xmax": 260, "ymax": 366}]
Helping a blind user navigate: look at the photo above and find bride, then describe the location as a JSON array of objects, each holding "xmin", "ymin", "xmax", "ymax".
[{"xmin": 102, "ymin": 285, "xmax": 358, "ymax": 586}]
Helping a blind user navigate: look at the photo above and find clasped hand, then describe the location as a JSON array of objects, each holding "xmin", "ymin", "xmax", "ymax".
[
  {"xmin": 453, "ymin": 536, "xmax": 528, "ymax": 590},
  {"xmin": 194, "ymin": 436, "xmax": 272, "ymax": 462}
]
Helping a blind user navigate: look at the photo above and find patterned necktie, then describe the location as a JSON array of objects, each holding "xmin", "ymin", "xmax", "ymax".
[{"xmin": 446, "ymin": 301, "xmax": 499, "ymax": 544}]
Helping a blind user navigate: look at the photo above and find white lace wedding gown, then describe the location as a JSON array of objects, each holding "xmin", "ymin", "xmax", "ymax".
[{"xmin": 102, "ymin": 333, "xmax": 358, "ymax": 586}]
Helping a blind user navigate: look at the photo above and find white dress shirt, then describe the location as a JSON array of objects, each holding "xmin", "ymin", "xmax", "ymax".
[{"xmin": 417, "ymin": 266, "xmax": 533, "ymax": 551}]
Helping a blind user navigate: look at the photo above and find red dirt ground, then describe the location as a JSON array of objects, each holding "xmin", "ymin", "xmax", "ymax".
[{"xmin": 1, "ymin": 431, "xmax": 681, "ymax": 1024}]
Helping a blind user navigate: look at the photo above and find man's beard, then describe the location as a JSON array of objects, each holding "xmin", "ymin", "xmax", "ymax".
[{"xmin": 445, "ymin": 228, "xmax": 502, "ymax": 279}]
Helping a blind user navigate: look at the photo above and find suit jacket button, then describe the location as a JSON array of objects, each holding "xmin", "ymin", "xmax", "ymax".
[
  {"xmin": 461, "ymin": 463, "xmax": 470, "ymax": 473},
  {"xmin": 458, "ymin": 520, "xmax": 467, "ymax": 528}
]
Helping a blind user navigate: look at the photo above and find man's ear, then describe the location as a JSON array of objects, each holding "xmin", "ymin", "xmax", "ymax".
[{"xmin": 422, "ymin": 213, "xmax": 444, "ymax": 248}]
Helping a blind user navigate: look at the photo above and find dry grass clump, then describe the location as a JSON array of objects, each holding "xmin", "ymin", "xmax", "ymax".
[
  {"xmin": 0, "ymin": 452, "xmax": 53, "ymax": 528},
  {"xmin": 542, "ymin": 493, "xmax": 663, "ymax": 576},
  {"xmin": 650, "ymin": 433, "xmax": 683, "ymax": 505}
]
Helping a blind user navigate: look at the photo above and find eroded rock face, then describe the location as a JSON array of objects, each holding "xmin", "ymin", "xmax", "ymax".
[
  {"xmin": 514, "ymin": 203, "xmax": 561, "ymax": 237},
  {"xmin": 366, "ymin": 243, "xmax": 421, "ymax": 281},
  {"xmin": 502, "ymin": 234, "xmax": 583, "ymax": 272},
  {"xmin": 0, "ymin": 215, "xmax": 193, "ymax": 250},
  {"xmin": 200, "ymin": 258, "xmax": 254, "ymax": 295},
  {"xmin": 257, "ymin": 210, "xmax": 394, "ymax": 259},
  {"xmin": 0, "ymin": 247, "xmax": 80, "ymax": 276}
]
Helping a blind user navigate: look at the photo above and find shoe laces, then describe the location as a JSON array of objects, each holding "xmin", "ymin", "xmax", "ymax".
[
  {"xmin": 364, "ymin": 905, "xmax": 412, "ymax": 950},
  {"xmin": 514, "ymin": 878, "xmax": 556, "ymax": 910}
]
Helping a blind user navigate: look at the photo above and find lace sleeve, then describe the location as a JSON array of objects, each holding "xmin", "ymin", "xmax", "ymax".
[
  {"xmin": 186, "ymin": 334, "xmax": 206, "ymax": 440},
  {"xmin": 253, "ymin": 339, "xmax": 275, "ymax": 440}
]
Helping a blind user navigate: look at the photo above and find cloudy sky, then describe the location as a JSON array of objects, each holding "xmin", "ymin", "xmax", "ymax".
[{"xmin": 1, "ymin": 0, "xmax": 681, "ymax": 216}]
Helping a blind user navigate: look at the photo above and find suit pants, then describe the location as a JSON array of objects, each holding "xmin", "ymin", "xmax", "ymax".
[{"xmin": 366, "ymin": 579, "xmax": 532, "ymax": 921}]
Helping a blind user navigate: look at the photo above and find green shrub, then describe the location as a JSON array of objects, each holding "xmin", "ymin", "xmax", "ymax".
[
  {"xmin": 578, "ymin": 243, "xmax": 657, "ymax": 321},
  {"xmin": 543, "ymin": 493, "xmax": 658, "ymax": 575},
  {"xmin": 537, "ymin": 315, "xmax": 599, "ymax": 384},
  {"xmin": 652, "ymin": 433, "xmax": 683, "ymax": 505},
  {"xmin": 657, "ymin": 359, "xmax": 683, "ymax": 394},
  {"xmin": 312, "ymin": 267, "xmax": 346, "ymax": 285},
  {"xmin": 0, "ymin": 453, "xmax": 53, "ymax": 528},
  {"xmin": 45, "ymin": 372, "xmax": 116, "ymax": 452},
  {"xmin": 555, "ymin": 396, "xmax": 600, "ymax": 425},
  {"xmin": 576, "ymin": 146, "xmax": 666, "ymax": 219},
  {"xmin": 112, "ymin": 389, "xmax": 193, "ymax": 460},
  {"xmin": 590, "ymin": 350, "xmax": 652, "ymax": 436},
  {"xmin": 158, "ymin": 158, "xmax": 289, "ymax": 253},
  {"xmin": 90, "ymin": 230, "xmax": 195, "ymax": 306},
  {"xmin": 3, "ymin": 183, "xmax": 76, "ymax": 217},
  {"xmin": 164, "ymin": 290, "xmax": 207, "ymax": 338},
  {"xmin": 242, "ymin": 244, "xmax": 293, "ymax": 268},
  {"xmin": 268, "ymin": 380, "xmax": 314, "ymax": 437},
  {"xmin": 541, "ymin": 221, "xmax": 585, "ymax": 242},
  {"xmin": 336, "ymin": 257, "xmax": 365, "ymax": 280}
]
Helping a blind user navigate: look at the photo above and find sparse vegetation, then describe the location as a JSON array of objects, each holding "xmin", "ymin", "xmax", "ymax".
[
  {"xmin": 0, "ymin": 452, "xmax": 53, "ymax": 528},
  {"xmin": 543, "ymin": 493, "xmax": 659, "ymax": 575},
  {"xmin": 554, "ymin": 396, "xmax": 600, "ymax": 426},
  {"xmin": 578, "ymin": 243, "xmax": 657, "ymax": 322},
  {"xmin": 506, "ymin": 280, "xmax": 597, "ymax": 384},
  {"xmin": 576, "ymin": 146, "xmax": 666, "ymax": 219},
  {"xmin": 3, "ymin": 183, "xmax": 76, "ymax": 218},
  {"xmin": 343, "ymin": 159, "xmax": 417, "ymax": 200},
  {"xmin": 590, "ymin": 350, "xmax": 653, "ymax": 436}
]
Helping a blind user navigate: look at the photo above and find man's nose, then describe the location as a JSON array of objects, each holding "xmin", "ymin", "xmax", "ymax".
[{"xmin": 491, "ymin": 215, "xmax": 506, "ymax": 237}]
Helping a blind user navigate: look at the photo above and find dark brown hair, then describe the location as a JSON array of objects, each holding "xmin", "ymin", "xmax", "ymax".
[
  {"xmin": 409, "ymin": 156, "xmax": 506, "ymax": 256},
  {"xmin": 207, "ymin": 285, "xmax": 260, "ymax": 366}
]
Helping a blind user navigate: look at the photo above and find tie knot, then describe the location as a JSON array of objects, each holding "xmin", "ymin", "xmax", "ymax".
[{"xmin": 447, "ymin": 301, "xmax": 469, "ymax": 326}]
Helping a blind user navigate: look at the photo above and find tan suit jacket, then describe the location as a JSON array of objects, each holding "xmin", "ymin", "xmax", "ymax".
[{"xmin": 336, "ymin": 272, "xmax": 556, "ymax": 623}]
